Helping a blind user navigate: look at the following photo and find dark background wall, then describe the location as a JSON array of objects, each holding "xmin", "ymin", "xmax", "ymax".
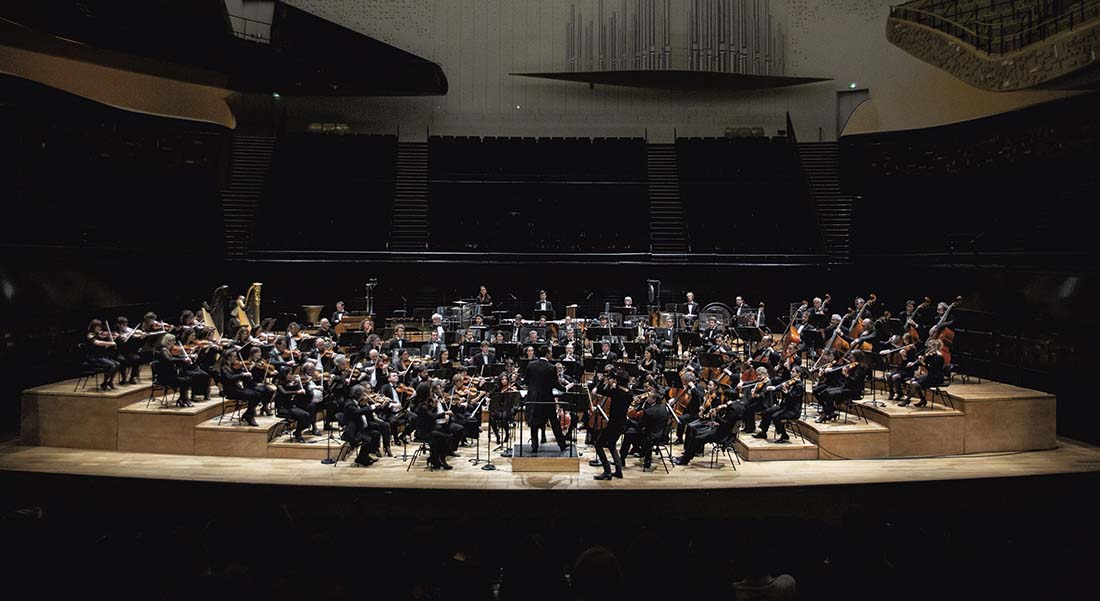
[{"xmin": 1, "ymin": 76, "xmax": 1097, "ymax": 444}]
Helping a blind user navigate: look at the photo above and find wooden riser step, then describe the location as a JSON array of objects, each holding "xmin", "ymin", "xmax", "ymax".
[
  {"xmin": 21, "ymin": 379, "xmax": 155, "ymax": 451},
  {"xmin": 796, "ymin": 416, "xmax": 891, "ymax": 460},
  {"xmin": 856, "ymin": 400, "xmax": 965, "ymax": 457},
  {"xmin": 736, "ymin": 432, "xmax": 819, "ymax": 461},
  {"xmin": 117, "ymin": 398, "xmax": 225, "ymax": 455}
]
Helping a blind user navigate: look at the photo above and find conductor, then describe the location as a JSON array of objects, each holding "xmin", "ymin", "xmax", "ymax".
[{"xmin": 525, "ymin": 345, "xmax": 568, "ymax": 454}]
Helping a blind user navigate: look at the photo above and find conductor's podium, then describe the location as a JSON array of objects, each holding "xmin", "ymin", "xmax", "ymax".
[{"xmin": 509, "ymin": 443, "xmax": 581, "ymax": 473}]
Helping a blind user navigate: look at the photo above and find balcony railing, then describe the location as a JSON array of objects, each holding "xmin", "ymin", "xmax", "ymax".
[{"xmin": 891, "ymin": 0, "xmax": 1100, "ymax": 55}]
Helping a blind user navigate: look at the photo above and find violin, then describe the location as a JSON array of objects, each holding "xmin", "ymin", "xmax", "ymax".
[{"xmin": 396, "ymin": 383, "xmax": 417, "ymax": 396}]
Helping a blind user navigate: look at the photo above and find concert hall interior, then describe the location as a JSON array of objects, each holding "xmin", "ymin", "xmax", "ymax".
[{"xmin": 3, "ymin": 1, "xmax": 1100, "ymax": 600}]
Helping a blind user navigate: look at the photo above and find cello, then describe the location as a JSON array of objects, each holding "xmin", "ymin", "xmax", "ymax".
[
  {"xmin": 931, "ymin": 296, "xmax": 962, "ymax": 364},
  {"xmin": 848, "ymin": 294, "xmax": 877, "ymax": 339}
]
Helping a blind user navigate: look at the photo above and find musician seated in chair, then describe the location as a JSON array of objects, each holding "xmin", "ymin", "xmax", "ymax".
[
  {"xmin": 341, "ymin": 385, "xmax": 377, "ymax": 467},
  {"xmin": 814, "ymin": 350, "xmax": 868, "ymax": 422},
  {"xmin": 901, "ymin": 339, "xmax": 947, "ymax": 408}
]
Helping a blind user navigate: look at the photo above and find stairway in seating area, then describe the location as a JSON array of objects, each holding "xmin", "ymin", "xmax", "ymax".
[
  {"xmin": 647, "ymin": 144, "xmax": 690, "ymax": 256},
  {"xmin": 389, "ymin": 142, "xmax": 430, "ymax": 251},
  {"xmin": 797, "ymin": 142, "xmax": 853, "ymax": 264},
  {"xmin": 220, "ymin": 135, "xmax": 275, "ymax": 257}
]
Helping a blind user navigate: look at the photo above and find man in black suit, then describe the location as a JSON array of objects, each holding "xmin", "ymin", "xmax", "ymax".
[
  {"xmin": 342, "ymin": 385, "xmax": 377, "ymax": 467},
  {"xmin": 422, "ymin": 331, "xmax": 444, "ymax": 361},
  {"xmin": 331, "ymin": 300, "xmax": 347, "ymax": 325},
  {"xmin": 533, "ymin": 290, "xmax": 554, "ymax": 314},
  {"xmin": 684, "ymin": 292, "xmax": 701, "ymax": 325},
  {"xmin": 525, "ymin": 346, "xmax": 568, "ymax": 454},
  {"xmin": 467, "ymin": 341, "xmax": 496, "ymax": 370}
]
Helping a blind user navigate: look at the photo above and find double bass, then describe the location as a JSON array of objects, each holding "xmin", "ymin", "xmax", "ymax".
[
  {"xmin": 848, "ymin": 294, "xmax": 877, "ymax": 339},
  {"xmin": 931, "ymin": 296, "xmax": 962, "ymax": 364}
]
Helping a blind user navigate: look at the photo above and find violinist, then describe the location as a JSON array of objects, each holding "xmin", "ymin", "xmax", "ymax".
[
  {"xmin": 298, "ymin": 361, "xmax": 328, "ymax": 433},
  {"xmin": 356, "ymin": 387, "xmax": 393, "ymax": 458},
  {"xmin": 674, "ymin": 386, "xmax": 740, "ymax": 467},
  {"xmin": 179, "ymin": 310, "xmax": 204, "ymax": 333},
  {"xmin": 285, "ymin": 322, "xmax": 302, "ymax": 350},
  {"xmin": 814, "ymin": 350, "xmax": 868, "ymax": 423},
  {"xmin": 740, "ymin": 366, "xmax": 772, "ymax": 434},
  {"xmin": 754, "ymin": 368, "xmax": 806, "ymax": 443},
  {"xmin": 85, "ymin": 319, "xmax": 121, "ymax": 391},
  {"xmin": 113, "ymin": 316, "xmax": 144, "ymax": 385},
  {"xmin": 268, "ymin": 337, "xmax": 298, "ymax": 370},
  {"xmin": 331, "ymin": 300, "xmax": 347, "ymax": 325},
  {"xmin": 373, "ymin": 353, "xmax": 393, "ymax": 392},
  {"xmin": 141, "ymin": 311, "xmax": 172, "ymax": 334},
  {"xmin": 234, "ymin": 325, "xmax": 256, "ymax": 348},
  {"xmin": 672, "ymin": 373, "xmax": 703, "ymax": 445},
  {"xmin": 245, "ymin": 345, "xmax": 274, "ymax": 414},
  {"xmin": 176, "ymin": 329, "xmax": 214, "ymax": 401},
  {"xmin": 314, "ymin": 318, "xmax": 336, "ymax": 341},
  {"xmin": 901, "ymin": 338, "xmax": 946, "ymax": 408},
  {"xmin": 489, "ymin": 372, "xmax": 517, "ymax": 445},
  {"xmin": 275, "ymin": 366, "xmax": 312, "ymax": 442},
  {"xmin": 377, "ymin": 371, "xmax": 408, "ymax": 447},
  {"xmin": 415, "ymin": 378, "xmax": 462, "ymax": 468},
  {"xmin": 619, "ymin": 387, "xmax": 670, "ymax": 472},
  {"xmin": 882, "ymin": 333, "xmax": 917, "ymax": 401},
  {"xmin": 306, "ymin": 338, "xmax": 335, "ymax": 371},
  {"xmin": 340, "ymin": 385, "xmax": 377, "ymax": 466},
  {"xmin": 156, "ymin": 335, "xmax": 208, "ymax": 406},
  {"xmin": 592, "ymin": 367, "xmax": 632, "ymax": 480},
  {"xmin": 221, "ymin": 347, "xmax": 268, "ymax": 425}
]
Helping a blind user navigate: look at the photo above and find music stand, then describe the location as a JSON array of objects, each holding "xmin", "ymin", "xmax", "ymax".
[
  {"xmin": 493, "ymin": 343, "xmax": 520, "ymax": 361},
  {"xmin": 868, "ymin": 351, "xmax": 889, "ymax": 407},
  {"xmin": 802, "ymin": 329, "xmax": 824, "ymax": 353},
  {"xmin": 493, "ymin": 390, "xmax": 520, "ymax": 456},
  {"xmin": 561, "ymin": 359, "xmax": 584, "ymax": 381},
  {"xmin": 532, "ymin": 309, "xmax": 556, "ymax": 320},
  {"xmin": 676, "ymin": 331, "xmax": 703, "ymax": 351},
  {"xmin": 810, "ymin": 314, "xmax": 831, "ymax": 329}
]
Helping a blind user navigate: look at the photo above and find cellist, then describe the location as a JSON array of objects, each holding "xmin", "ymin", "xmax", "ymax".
[{"xmin": 671, "ymin": 373, "xmax": 703, "ymax": 445}]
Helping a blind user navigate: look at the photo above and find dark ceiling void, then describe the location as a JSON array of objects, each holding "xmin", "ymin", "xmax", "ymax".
[{"xmin": 0, "ymin": 0, "xmax": 448, "ymax": 97}]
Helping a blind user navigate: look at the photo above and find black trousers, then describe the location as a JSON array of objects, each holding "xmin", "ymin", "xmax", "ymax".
[
  {"xmin": 529, "ymin": 414, "xmax": 567, "ymax": 452},
  {"xmin": 181, "ymin": 368, "xmax": 211, "ymax": 398},
  {"xmin": 117, "ymin": 353, "xmax": 142, "ymax": 381},
  {"xmin": 426, "ymin": 429, "xmax": 453, "ymax": 463},
  {"xmin": 287, "ymin": 407, "xmax": 312, "ymax": 435},
  {"xmin": 681, "ymin": 425, "xmax": 725, "ymax": 462},
  {"xmin": 89, "ymin": 357, "xmax": 120, "ymax": 383},
  {"xmin": 741, "ymin": 397, "xmax": 769, "ymax": 431},
  {"xmin": 344, "ymin": 431, "xmax": 374, "ymax": 465},
  {"xmin": 676, "ymin": 411, "xmax": 698, "ymax": 440},
  {"xmin": 816, "ymin": 387, "xmax": 848, "ymax": 416},
  {"xmin": 620, "ymin": 430, "xmax": 660, "ymax": 466},
  {"xmin": 227, "ymin": 387, "xmax": 264, "ymax": 418},
  {"xmin": 759, "ymin": 405, "xmax": 799, "ymax": 437},
  {"xmin": 594, "ymin": 420, "xmax": 625, "ymax": 470},
  {"xmin": 367, "ymin": 418, "xmax": 392, "ymax": 452}
]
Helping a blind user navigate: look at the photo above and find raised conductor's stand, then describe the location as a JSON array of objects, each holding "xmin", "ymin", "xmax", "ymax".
[{"xmin": 511, "ymin": 389, "xmax": 584, "ymax": 473}]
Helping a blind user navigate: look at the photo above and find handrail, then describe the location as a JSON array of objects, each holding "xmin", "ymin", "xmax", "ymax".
[{"xmin": 891, "ymin": 0, "xmax": 1100, "ymax": 55}]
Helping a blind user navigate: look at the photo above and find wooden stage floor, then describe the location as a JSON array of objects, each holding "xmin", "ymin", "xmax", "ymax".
[{"xmin": 2, "ymin": 436, "xmax": 1098, "ymax": 493}]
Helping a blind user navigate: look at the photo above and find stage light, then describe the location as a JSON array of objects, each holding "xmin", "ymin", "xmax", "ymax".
[
  {"xmin": 273, "ymin": 92, "xmax": 282, "ymax": 99},
  {"xmin": 848, "ymin": 82, "xmax": 857, "ymax": 89}
]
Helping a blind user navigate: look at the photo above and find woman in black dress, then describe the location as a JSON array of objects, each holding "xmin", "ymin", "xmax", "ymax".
[{"xmin": 901, "ymin": 339, "xmax": 946, "ymax": 407}]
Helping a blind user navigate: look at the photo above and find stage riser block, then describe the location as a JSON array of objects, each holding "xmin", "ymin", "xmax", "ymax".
[
  {"xmin": 117, "ymin": 401, "xmax": 223, "ymax": 456},
  {"xmin": 21, "ymin": 381, "xmax": 154, "ymax": 451}
]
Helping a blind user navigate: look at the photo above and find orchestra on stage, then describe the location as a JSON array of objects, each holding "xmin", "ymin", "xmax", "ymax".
[{"xmin": 81, "ymin": 284, "xmax": 961, "ymax": 476}]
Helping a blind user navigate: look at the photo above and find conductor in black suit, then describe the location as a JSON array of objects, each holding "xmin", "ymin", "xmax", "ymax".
[{"xmin": 525, "ymin": 345, "xmax": 568, "ymax": 453}]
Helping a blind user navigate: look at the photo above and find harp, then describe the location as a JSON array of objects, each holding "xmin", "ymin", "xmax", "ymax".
[
  {"xmin": 202, "ymin": 285, "xmax": 229, "ymax": 340},
  {"xmin": 243, "ymin": 282, "xmax": 262, "ymax": 327}
]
